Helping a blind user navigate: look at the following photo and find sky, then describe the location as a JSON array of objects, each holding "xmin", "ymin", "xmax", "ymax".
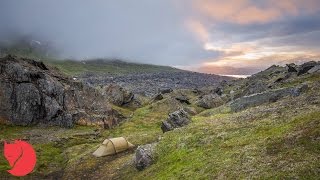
[{"xmin": 1, "ymin": 0, "xmax": 320, "ymax": 75}]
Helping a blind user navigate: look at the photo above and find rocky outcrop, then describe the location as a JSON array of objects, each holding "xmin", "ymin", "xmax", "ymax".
[
  {"xmin": 152, "ymin": 93, "xmax": 164, "ymax": 101},
  {"xmin": 286, "ymin": 63, "xmax": 298, "ymax": 73},
  {"xmin": 242, "ymin": 81, "xmax": 268, "ymax": 96},
  {"xmin": 297, "ymin": 61, "xmax": 319, "ymax": 76},
  {"xmin": 0, "ymin": 55, "xmax": 123, "ymax": 128},
  {"xmin": 230, "ymin": 84, "xmax": 308, "ymax": 112},
  {"xmin": 196, "ymin": 94, "xmax": 224, "ymax": 109},
  {"xmin": 103, "ymin": 84, "xmax": 134, "ymax": 106},
  {"xmin": 308, "ymin": 65, "xmax": 320, "ymax": 74},
  {"xmin": 159, "ymin": 88, "xmax": 173, "ymax": 94},
  {"xmin": 175, "ymin": 95, "xmax": 190, "ymax": 104},
  {"xmin": 134, "ymin": 143, "xmax": 157, "ymax": 171},
  {"xmin": 161, "ymin": 109, "xmax": 191, "ymax": 133}
]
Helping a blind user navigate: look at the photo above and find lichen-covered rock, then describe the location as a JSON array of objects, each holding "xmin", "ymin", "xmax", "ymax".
[
  {"xmin": 243, "ymin": 81, "xmax": 268, "ymax": 96},
  {"xmin": 175, "ymin": 95, "xmax": 190, "ymax": 104},
  {"xmin": 297, "ymin": 61, "xmax": 318, "ymax": 76},
  {"xmin": 161, "ymin": 109, "xmax": 191, "ymax": 133},
  {"xmin": 196, "ymin": 94, "xmax": 224, "ymax": 109},
  {"xmin": 230, "ymin": 85, "xmax": 308, "ymax": 112},
  {"xmin": 286, "ymin": 63, "xmax": 298, "ymax": 73},
  {"xmin": 103, "ymin": 84, "xmax": 134, "ymax": 106},
  {"xmin": 0, "ymin": 55, "xmax": 123, "ymax": 128},
  {"xmin": 308, "ymin": 65, "xmax": 320, "ymax": 74},
  {"xmin": 159, "ymin": 88, "xmax": 173, "ymax": 94},
  {"xmin": 134, "ymin": 143, "xmax": 157, "ymax": 171},
  {"xmin": 152, "ymin": 93, "xmax": 164, "ymax": 101}
]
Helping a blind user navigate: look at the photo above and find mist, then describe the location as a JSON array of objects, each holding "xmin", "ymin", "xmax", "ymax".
[
  {"xmin": 1, "ymin": 0, "xmax": 320, "ymax": 74},
  {"xmin": 0, "ymin": 0, "xmax": 216, "ymax": 66}
]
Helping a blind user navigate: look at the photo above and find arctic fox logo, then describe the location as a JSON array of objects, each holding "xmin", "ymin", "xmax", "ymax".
[{"xmin": 3, "ymin": 140, "xmax": 37, "ymax": 177}]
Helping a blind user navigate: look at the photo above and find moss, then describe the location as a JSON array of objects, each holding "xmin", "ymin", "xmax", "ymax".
[
  {"xmin": 111, "ymin": 105, "xmax": 134, "ymax": 118},
  {"xmin": 34, "ymin": 143, "xmax": 66, "ymax": 174},
  {"xmin": 122, "ymin": 108, "xmax": 320, "ymax": 179},
  {"xmin": 0, "ymin": 125, "xmax": 29, "ymax": 139},
  {"xmin": 104, "ymin": 105, "xmax": 166, "ymax": 145}
]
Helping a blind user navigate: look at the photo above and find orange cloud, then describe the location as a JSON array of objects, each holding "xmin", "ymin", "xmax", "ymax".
[{"xmin": 193, "ymin": 0, "xmax": 320, "ymax": 24}]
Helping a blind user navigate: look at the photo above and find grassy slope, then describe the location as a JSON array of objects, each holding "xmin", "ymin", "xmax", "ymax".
[
  {"xmin": 0, "ymin": 75, "xmax": 319, "ymax": 179},
  {"xmin": 1, "ymin": 47, "xmax": 182, "ymax": 76},
  {"xmin": 0, "ymin": 50, "xmax": 319, "ymax": 179},
  {"xmin": 44, "ymin": 59, "xmax": 182, "ymax": 76},
  {"xmin": 116, "ymin": 74, "xmax": 320, "ymax": 179}
]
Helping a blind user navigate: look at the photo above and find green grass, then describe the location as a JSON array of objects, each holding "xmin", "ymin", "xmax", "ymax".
[
  {"xmin": 1, "ymin": 47, "xmax": 183, "ymax": 76},
  {"xmin": 0, "ymin": 125, "xmax": 101, "ymax": 177},
  {"xmin": 44, "ymin": 59, "xmax": 182, "ymax": 76},
  {"xmin": 120, "ymin": 107, "xmax": 320, "ymax": 179},
  {"xmin": 104, "ymin": 105, "xmax": 166, "ymax": 145},
  {"xmin": 34, "ymin": 143, "xmax": 66, "ymax": 174}
]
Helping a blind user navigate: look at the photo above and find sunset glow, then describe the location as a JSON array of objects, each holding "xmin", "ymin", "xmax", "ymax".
[{"xmin": 1, "ymin": 0, "xmax": 319, "ymax": 75}]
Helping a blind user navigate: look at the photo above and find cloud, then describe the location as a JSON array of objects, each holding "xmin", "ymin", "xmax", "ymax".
[
  {"xmin": 186, "ymin": 19, "xmax": 210, "ymax": 43},
  {"xmin": 0, "ymin": 0, "xmax": 319, "ymax": 75},
  {"xmin": 193, "ymin": 0, "xmax": 320, "ymax": 24}
]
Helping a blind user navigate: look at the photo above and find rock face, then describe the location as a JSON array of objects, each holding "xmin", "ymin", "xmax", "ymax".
[
  {"xmin": 152, "ymin": 93, "xmax": 164, "ymax": 101},
  {"xmin": 134, "ymin": 143, "xmax": 157, "ymax": 171},
  {"xmin": 308, "ymin": 65, "xmax": 320, "ymax": 74},
  {"xmin": 103, "ymin": 84, "xmax": 134, "ymax": 106},
  {"xmin": 286, "ymin": 63, "xmax": 298, "ymax": 72},
  {"xmin": 0, "ymin": 55, "xmax": 123, "ymax": 128},
  {"xmin": 196, "ymin": 94, "xmax": 224, "ymax": 109},
  {"xmin": 159, "ymin": 88, "xmax": 173, "ymax": 94},
  {"xmin": 230, "ymin": 85, "xmax": 308, "ymax": 112},
  {"xmin": 175, "ymin": 95, "xmax": 190, "ymax": 104},
  {"xmin": 242, "ymin": 81, "xmax": 268, "ymax": 96},
  {"xmin": 161, "ymin": 109, "xmax": 191, "ymax": 133},
  {"xmin": 297, "ymin": 61, "xmax": 319, "ymax": 76}
]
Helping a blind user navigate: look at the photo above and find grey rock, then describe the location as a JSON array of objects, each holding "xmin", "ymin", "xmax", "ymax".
[
  {"xmin": 308, "ymin": 65, "xmax": 320, "ymax": 74},
  {"xmin": 175, "ymin": 95, "xmax": 190, "ymax": 104},
  {"xmin": 230, "ymin": 85, "xmax": 308, "ymax": 112},
  {"xmin": 213, "ymin": 86, "xmax": 223, "ymax": 96},
  {"xmin": 79, "ymin": 71, "xmax": 233, "ymax": 97},
  {"xmin": 103, "ymin": 84, "xmax": 134, "ymax": 106},
  {"xmin": 286, "ymin": 63, "xmax": 298, "ymax": 73},
  {"xmin": 297, "ymin": 61, "xmax": 318, "ymax": 76},
  {"xmin": 196, "ymin": 94, "xmax": 224, "ymax": 109},
  {"xmin": 0, "ymin": 55, "xmax": 123, "ymax": 128},
  {"xmin": 134, "ymin": 143, "xmax": 157, "ymax": 171},
  {"xmin": 153, "ymin": 93, "xmax": 164, "ymax": 101},
  {"xmin": 159, "ymin": 88, "xmax": 173, "ymax": 94},
  {"xmin": 161, "ymin": 109, "xmax": 191, "ymax": 133}
]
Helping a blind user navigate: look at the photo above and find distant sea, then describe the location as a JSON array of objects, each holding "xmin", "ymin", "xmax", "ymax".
[{"xmin": 220, "ymin": 74, "xmax": 251, "ymax": 78}]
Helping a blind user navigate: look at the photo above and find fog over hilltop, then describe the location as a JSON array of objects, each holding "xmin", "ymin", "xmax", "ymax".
[{"xmin": 1, "ymin": 0, "xmax": 320, "ymax": 75}]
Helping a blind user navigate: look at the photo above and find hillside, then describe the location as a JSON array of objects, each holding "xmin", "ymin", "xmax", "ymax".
[
  {"xmin": 0, "ymin": 56, "xmax": 319, "ymax": 179},
  {"xmin": 44, "ymin": 59, "xmax": 182, "ymax": 76},
  {"xmin": 0, "ymin": 39, "xmax": 182, "ymax": 76}
]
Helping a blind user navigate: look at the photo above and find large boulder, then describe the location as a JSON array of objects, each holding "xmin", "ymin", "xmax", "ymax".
[
  {"xmin": 152, "ymin": 93, "xmax": 164, "ymax": 101},
  {"xmin": 308, "ymin": 65, "xmax": 320, "ymax": 74},
  {"xmin": 196, "ymin": 94, "xmax": 224, "ymax": 109},
  {"xmin": 243, "ymin": 81, "xmax": 268, "ymax": 96},
  {"xmin": 103, "ymin": 84, "xmax": 134, "ymax": 106},
  {"xmin": 134, "ymin": 143, "xmax": 157, "ymax": 171},
  {"xmin": 0, "ymin": 55, "xmax": 123, "ymax": 128},
  {"xmin": 159, "ymin": 88, "xmax": 173, "ymax": 94},
  {"xmin": 286, "ymin": 63, "xmax": 298, "ymax": 73},
  {"xmin": 230, "ymin": 84, "xmax": 308, "ymax": 112},
  {"xmin": 161, "ymin": 109, "xmax": 191, "ymax": 133},
  {"xmin": 175, "ymin": 95, "xmax": 190, "ymax": 104},
  {"xmin": 297, "ymin": 61, "xmax": 318, "ymax": 76}
]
